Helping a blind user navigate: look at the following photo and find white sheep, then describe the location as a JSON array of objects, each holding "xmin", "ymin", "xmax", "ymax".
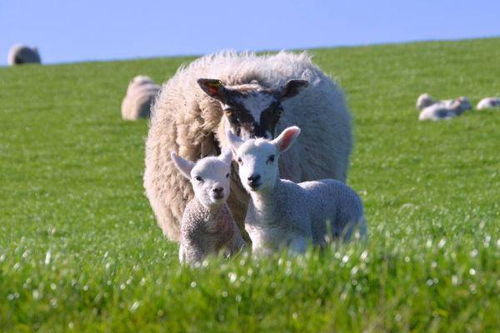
[
  {"xmin": 227, "ymin": 126, "xmax": 366, "ymax": 255},
  {"xmin": 418, "ymin": 97, "xmax": 472, "ymax": 121},
  {"xmin": 7, "ymin": 44, "xmax": 41, "ymax": 66},
  {"xmin": 476, "ymin": 97, "xmax": 500, "ymax": 110},
  {"xmin": 170, "ymin": 150, "xmax": 245, "ymax": 265},
  {"xmin": 121, "ymin": 75, "xmax": 160, "ymax": 120},
  {"xmin": 144, "ymin": 50, "xmax": 352, "ymax": 241}
]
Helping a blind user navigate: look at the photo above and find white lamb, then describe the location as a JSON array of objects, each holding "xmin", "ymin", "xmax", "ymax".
[
  {"xmin": 418, "ymin": 97, "xmax": 472, "ymax": 121},
  {"xmin": 227, "ymin": 126, "xmax": 366, "ymax": 255},
  {"xmin": 121, "ymin": 75, "xmax": 160, "ymax": 120},
  {"xmin": 476, "ymin": 97, "xmax": 500, "ymax": 110},
  {"xmin": 7, "ymin": 44, "xmax": 41, "ymax": 66},
  {"xmin": 171, "ymin": 150, "xmax": 246, "ymax": 265}
]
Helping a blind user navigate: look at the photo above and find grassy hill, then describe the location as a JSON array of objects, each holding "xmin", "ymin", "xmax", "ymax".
[{"xmin": 0, "ymin": 38, "xmax": 499, "ymax": 332}]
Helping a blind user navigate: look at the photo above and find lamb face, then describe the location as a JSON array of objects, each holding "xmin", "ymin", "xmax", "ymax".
[
  {"xmin": 227, "ymin": 126, "xmax": 301, "ymax": 193},
  {"xmin": 171, "ymin": 151, "xmax": 232, "ymax": 208},
  {"xmin": 198, "ymin": 79, "xmax": 308, "ymax": 140}
]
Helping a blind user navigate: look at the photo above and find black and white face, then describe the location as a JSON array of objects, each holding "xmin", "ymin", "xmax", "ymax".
[{"xmin": 198, "ymin": 78, "xmax": 308, "ymax": 140}]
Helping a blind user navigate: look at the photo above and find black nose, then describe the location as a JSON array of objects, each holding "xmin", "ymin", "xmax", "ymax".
[
  {"xmin": 213, "ymin": 187, "xmax": 223, "ymax": 194},
  {"xmin": 247, "ymin": 174, "xmax": 261, "ymax": 186}
]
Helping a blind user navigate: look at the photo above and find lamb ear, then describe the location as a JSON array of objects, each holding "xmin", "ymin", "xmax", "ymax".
[
  {"xmin": 279, "ymin": 80, "xmax": 309, "ymax": 100},
  {"xmin": 225, "ymin": 128, "xmax": 244, "ymax": 154},
  {"xmin": 218, "ymin": 149, "xmax": 233, "ymax": 165},
  {"xmin": 272, "ymin": 126, "xmax": 301, "ymax": 153},
  {"xmin": 197, "ymin": 78, "xmax": 227, "ymax": 102},
  {"xmin": 171, "ymin": 152, "xmax": 195, "ymax": 179}
]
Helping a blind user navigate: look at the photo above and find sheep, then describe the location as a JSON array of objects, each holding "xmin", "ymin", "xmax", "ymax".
[
  {"xmin": 7, "ymin": 44, "xmax": 41, "ymax": 66},
  {"xmin": 226, "ymin": 126, "xmax": 366, "ymax": 255},
  {"xmin": 476, "ymin": 97, "xmax": 500, "ymax": 110},
  {"xmin": 418, "ymin": 97, "xmax": 472, "ymax": 121},
  {"xmin": 415, "ymin": 93, "xmax": 470, "ymax": 110},
  {"xmin": 144, "ymin": 50, "xmax": 352, "ymax": 241},
  {"xmin": 170, "ymin": 150, "xmax": 245, "ymax": 265},
  {"xmin": 121, "ymin": 75, "xmax": 160, "ymax": 120}
]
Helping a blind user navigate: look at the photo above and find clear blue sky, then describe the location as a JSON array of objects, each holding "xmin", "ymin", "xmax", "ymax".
[{"xmin": 1, "ymin": 0, "xmax": 499, "ymax": 66}]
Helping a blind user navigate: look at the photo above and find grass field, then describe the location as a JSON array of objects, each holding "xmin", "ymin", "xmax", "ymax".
[{"xmin": 1, "ymin": 38, "xmax": 499, "ymax": 332}]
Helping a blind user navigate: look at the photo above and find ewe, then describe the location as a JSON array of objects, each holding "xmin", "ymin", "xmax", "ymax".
[
  {"xmin": 227, "ymin": 126, "xmax": 366, "ymax": 255},
  {"xmin": 7, "ymin": 45, "xmax": 41, "ymax": 65},
  {"xmin": 171, "ymin": 150, "xmax": 245, "ymax": 265},
  {"xmin": 476, "ymin": 97, "xmax": 500, "ymax": 110},
  {"xmin": 121, "ymin": 75, "xmax": 160, "ymax": 120},
  {"xmin": 419, "ymin": 97, "xmax": 472, "ymax": 121},
  {"xmin": 144, "ymin": 51, "xmax": 352, "ymax": 241}
]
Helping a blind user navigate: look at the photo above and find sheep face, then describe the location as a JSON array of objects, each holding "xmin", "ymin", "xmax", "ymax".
[
  {"xmin": 171, "ymin": 151, "xmax": 233, "ymax": 208},
  {"xmin": 198, "ymin": 79, "xmax": 308, "ymax": 140},
  {"xmin": 227, "ymin": 126, "xmax": 301, "ymax": 193}
]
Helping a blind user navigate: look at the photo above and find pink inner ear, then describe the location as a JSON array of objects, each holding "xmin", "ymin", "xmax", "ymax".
[
  {"xmin": 208, "ymin": 85, "xmax": 219, "ymax": 96},
  {"xmin": 278, "ymin": 129, "xmax": 297, "ymax": 151}
]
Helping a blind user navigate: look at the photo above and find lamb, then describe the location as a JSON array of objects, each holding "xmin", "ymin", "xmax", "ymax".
[
  {"xmin": 7, "ymin": 44, "xmax": 41, "ymax": 66},
  {"xmin": 121, "ymin": 75, "xmax": 160, "ymax": 120},
  {"xmin": 170, "ymin": 150, "xmax": 245, "ymax": 265},
  {"xmin": 476, "ymin": 97, "xmax": 500, "ymax": 110},
  {"xmin": 418, "ymin": 97, "xmax": 472, "ymax": 121},
  {"xmin": 227, "ymin": 126, "xmax": 367, "ymax": 255},
  {"xmin": 144, "ymin": 50, "xmax": 352, "ymax": 241},
  {"xmin": 416, "ymin": 93, "xmax": 471, "ymax": 111}
]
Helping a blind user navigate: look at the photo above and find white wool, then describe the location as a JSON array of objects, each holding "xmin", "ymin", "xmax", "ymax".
[
  {"xmin": 228, "ymin": 126, "xmax": 366, "ymax": 255},
  {"xmin": 144, "ymin": 50, "xmax": 352, "ymax": 241},
  {"xmin": 476, "ymin": 97, "xmax": 500, "ymax": 110},
  {"xmin": 7, "ymin": 44, "xmax": 41, "ymax": 66},
  {"xmin": 418, "ymin": 97, "xmax": 471, "ymax": 121},
  {"xmin": 121, "ymin": 75, "xmax": 160, "ymax": 120},
  {"xmin": 171, "ymin": 151, "xmax": 245, "ymax": 265}
]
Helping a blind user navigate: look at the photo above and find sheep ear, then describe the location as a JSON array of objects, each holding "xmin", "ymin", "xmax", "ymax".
[
  {"xmin": 219, "ymin": 149, "xmax": 233, "ymax": 165},
  {"xmin": 272, "ymin": 126, "xmax": 301, "ymax": 153},
  {"xmin": 171, "ymin": 152, "xmax": 195, "ymax": 179},
  {"xmin": 197, "ymin": 78, "xmax": 227, "ymax": 102},
  {"xmin": 279, "ymin": 80, "xmax": 309, "ymax": 100}
]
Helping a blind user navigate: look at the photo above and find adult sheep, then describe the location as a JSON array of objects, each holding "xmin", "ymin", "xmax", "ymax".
[
  {"xmin": 121, "ymin": 75, "xmax": 160, "ymax": 120},
  {"xmin": 144, "ymin": 51, "xmax": 352, "ymax": 241},
  {"xmin": 7, "ymin": 44, "xmax": 41, "ymax": 66}
]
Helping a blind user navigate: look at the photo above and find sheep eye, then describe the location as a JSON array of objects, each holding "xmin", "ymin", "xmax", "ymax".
[
  {"xmin": 226, "ymin": 173, "xmax": 230, "ymax": 178},
  {"xmin": 237, "ymin": 157, "xmax": 243, "ymax": 165},
  {"xmin": 267, "ymin": 154, "xmax": 275, "ymax": 164},
  {"xmin": 194, "ymin": 176, "xmax": 203, "ymax": 182}
]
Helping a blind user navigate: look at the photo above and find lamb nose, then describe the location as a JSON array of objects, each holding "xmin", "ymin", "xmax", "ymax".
[
  {"xmin": 213, "ymin": 187, "xmax": 223, "ymax": 193},
  {"xmin": 247, "ymin": 174, "xmax": 260, "ymax": 183}
]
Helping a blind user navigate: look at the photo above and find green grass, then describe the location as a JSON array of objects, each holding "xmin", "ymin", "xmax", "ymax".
[{"xmin": 1, "ymin": 38, "xmax": 499, "ymax": 332}]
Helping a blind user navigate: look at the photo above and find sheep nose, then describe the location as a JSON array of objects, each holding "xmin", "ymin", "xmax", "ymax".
[
  {"xmin": 247, "ymin": 174, "xmax": 261, "ymax": 185},
  {"xmin": 212, "ymin": 187, "xmax": 224, "ymax": 194}
]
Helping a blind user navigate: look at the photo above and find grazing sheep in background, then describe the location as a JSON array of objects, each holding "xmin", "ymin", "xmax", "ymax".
[
  {"xmin": 121, "ymin": 75, "xmax": 160, "ymax": 120},
  {"xmin": 7, "ymin": 44, "xmax": 41, "ymax": 66},
  {"xmin": 418, "ymin": 97, "xmax": 472, "ymax": 121},
  {"xmin": 227, "ymin": 126, "xmax": 366, "ymax": 255},
  {"xmin": 476, "ymin": 97, "xmax": 500, "ymax": 110},
  {"xmin": 416, "ymin": 93, "xmax": 461, "ymax": 110},
  {"xmin": 171, "ymin": 150, "xmax": 245, "ymax": 265},
  {"xmin": 144, "ymin": 50, "xmax": 352, "ymax": 241}
]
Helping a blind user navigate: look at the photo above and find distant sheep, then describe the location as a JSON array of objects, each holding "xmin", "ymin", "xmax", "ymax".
[
  {"xmin": 416, "ymin": 93, "xmax": 459, "ymax": 110},
  {"xmin": 418, "ymin": 97, "xmax": 471, "ymax": 121},
  {"xmin": 227, "ymin": 126, "xmax": 366, "ymax": 255},
  {"xmin": 171, "ymin": 150, "xmax": 245, "ymax": 265},
  {"xmin": 7, "ymin": 45, "xmax": 41, "ymax": 66},
  {"xmin": 121, "ymin": 75, "xmax": 160, "ymax": 120},
  {"xmin": 144, "ymin": 51, "xmax": 352, "ymax": 241},
  {"xmin": 476, "ymin": 97, "xmax": 500, "ymax": 110}
]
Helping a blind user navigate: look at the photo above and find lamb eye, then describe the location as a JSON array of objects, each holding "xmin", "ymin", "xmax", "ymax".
[
  {"xmin": 194, "ymin": 176, "xmax": 203, "ymax": 182},
  {"xmin": 237, "ymin": 157, "xmax": 243, "ymax": 165},
  {"xmin": 267, "ymin": 154, "xmax": 275, "ymax": 164},
  {"xmin": 226, "ymin": 173, "xmax": 230, "ymax": 178}
]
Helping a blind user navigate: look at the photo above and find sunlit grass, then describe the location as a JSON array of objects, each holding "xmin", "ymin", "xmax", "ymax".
[{"xmin": 1, "ymin": 38, "xmax": 499, "ymax": 331}]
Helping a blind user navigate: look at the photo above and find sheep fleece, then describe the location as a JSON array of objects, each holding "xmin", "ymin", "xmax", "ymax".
[{"xmin": 144, "ymin": 51, "xmax": 352, "ymax": 241}]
